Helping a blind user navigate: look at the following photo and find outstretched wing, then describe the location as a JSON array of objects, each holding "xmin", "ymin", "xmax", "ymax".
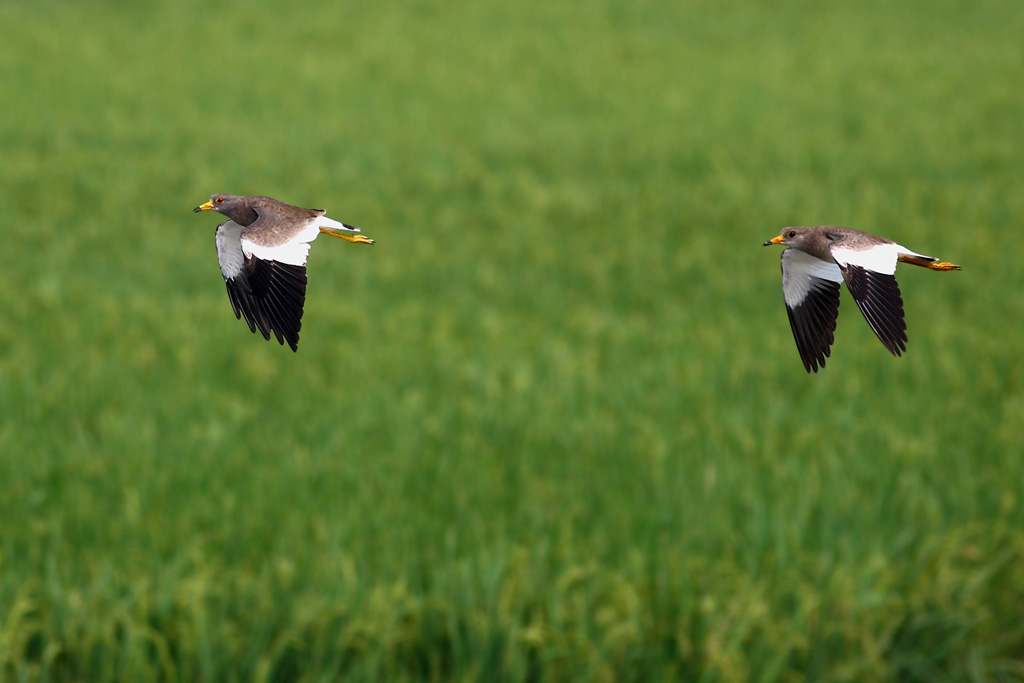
[
  {"xmin": 831, "ymin": 244, "xmax": 907, "ymax": 357},
  {"xmin": 215, "ymin": 220, "xmax": 308, "ymax": 351},
  {"xmin": 780, "ymin": 249, "xmax": 843, "ymax": 373}
]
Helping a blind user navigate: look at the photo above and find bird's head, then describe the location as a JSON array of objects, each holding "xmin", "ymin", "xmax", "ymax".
[
  {"xmin": 763, "ymin": 227, "xmax": 814, "ymax": 248},
  {"xmin": 194, "ymin": 194, "xmax": 243, "ymax": 216}
]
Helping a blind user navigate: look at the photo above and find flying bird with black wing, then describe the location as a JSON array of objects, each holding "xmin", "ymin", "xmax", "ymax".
[
  {"xmin": 195, "ymin": 194, "xmax": 374, "ymax": 351},
  {"xmin": 764, "ymin": 226, "xmax": 959, "ymax": 373}
]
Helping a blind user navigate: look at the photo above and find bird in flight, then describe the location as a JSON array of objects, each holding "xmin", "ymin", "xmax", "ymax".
[
  {"xmin": 764, "ymin": 226, "xmax": 959, "ymax": 373},
  {"xmin": 194, "ymin": 194, "xmax": 374, "ymax": 351}
]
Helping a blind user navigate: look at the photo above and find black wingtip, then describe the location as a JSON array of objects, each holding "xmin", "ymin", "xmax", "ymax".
[{"xmin": 841, "ymin": 265, "xmax": 908, "ymax": 358}]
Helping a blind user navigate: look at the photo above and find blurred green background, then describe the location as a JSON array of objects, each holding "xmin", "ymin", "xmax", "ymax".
[{"xmin": 2, "ymin": 0, "xmax": 1023, "ymax": 680}]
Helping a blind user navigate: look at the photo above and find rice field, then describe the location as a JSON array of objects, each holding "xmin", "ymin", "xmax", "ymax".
[{"xmin": 1, "ymin": 0, "xmax": 1023, "ymax": 680}]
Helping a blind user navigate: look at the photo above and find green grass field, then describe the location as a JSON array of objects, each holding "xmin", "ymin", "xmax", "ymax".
[{"xmin": 2, "ymin": 0, "xmax": 1023, "ymax": 680}]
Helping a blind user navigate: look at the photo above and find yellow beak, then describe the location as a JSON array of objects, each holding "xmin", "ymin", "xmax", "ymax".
[
  {"xmin": 763, "ymin": 235, "xmax": 785, "ymax": 246},
  {"xmin": 194, "ymin": 201, "xmax": 214, "ymax": 213}
]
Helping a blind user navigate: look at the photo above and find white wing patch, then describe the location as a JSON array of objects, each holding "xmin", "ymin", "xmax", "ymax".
[
  {"xmin": 241, "ymin": 222, "xmax": 321, "ymax": 267},
  {"xmin": 781, "ymin": 249, "xmax": 843, "ymax": 308},
  {"xmin": 831, "ymin": 243, "xmax": 900, "ymax": 275},
  {"xmin": 215, "ymin": 220, "xmax": 247, "ymax": 280}
]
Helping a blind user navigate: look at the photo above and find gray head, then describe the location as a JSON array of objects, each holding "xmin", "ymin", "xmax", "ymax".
[
  {"xmin": 763, "ymin": 226, "xmax": 843, "ymax": 260},
  {"xmin": 193, "ymin": 194, "xmax": 256, "ymax": 224},
  {"xmin": 764, "ymin": 226, "xmax": 817, "ymax": 248}
]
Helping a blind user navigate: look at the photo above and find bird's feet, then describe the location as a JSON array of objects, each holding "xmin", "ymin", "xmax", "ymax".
[{"xmin": 321, "ymin": 229, "xmax": 375, "ymax": 245}]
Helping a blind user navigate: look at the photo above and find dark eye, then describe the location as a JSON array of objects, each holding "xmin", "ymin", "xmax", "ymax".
[
  {"xmin": 214, "ymin": 197, "xmax": 224, "ymax": 204},
  {"xmin": 786, "ymin": 230, "xmax": 796, "ymax": 238}
]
